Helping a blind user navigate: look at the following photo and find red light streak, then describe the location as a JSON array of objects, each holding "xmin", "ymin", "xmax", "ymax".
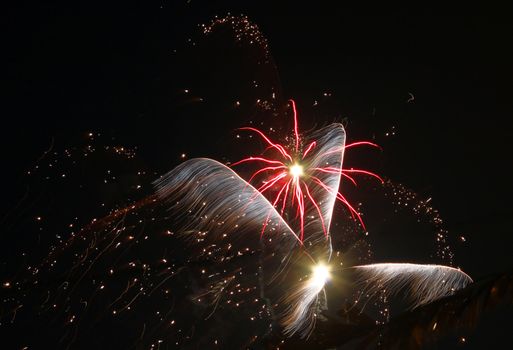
[
  {"xmin": 303, "ymin": 181, "xmax": 327, "ymax": 237},
  {"xmin": 342, "ymin": 169, "xmax": 384, "ymax": 183},
  {"xmin": 231, "ymin": 157, "xmax": 285, "ymax": 167},
  {"xmin": 238, "ymin": 127, "xmax": 292, "ymax": 161},
  {"xmin": 302, "ymin": 141, "xmax": 316, "ymax": 159},
  {"xmin": 344, "ymin": 141, "xmax": 381, "ymax": 150},
  {"xmin": 289, "ymin": 99, "xmax": 300, "ymax": 153}
]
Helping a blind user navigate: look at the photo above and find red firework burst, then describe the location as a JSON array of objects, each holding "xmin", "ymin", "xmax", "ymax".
[{"xmin": 232, "ymin": 99, "xmax": 383, "ymax": 243}]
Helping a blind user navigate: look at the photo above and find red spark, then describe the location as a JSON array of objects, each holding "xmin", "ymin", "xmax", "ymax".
[
  {"xmin": 342, "ymin": 169, "xmax": 384, "ymax": 183},
  {"xmin": 302, "ymin": 141, "xmax": 316, "ymax": 159},
  {"xmin": 231, "ymin": 156, "xmax": 284, "ymax": 167},
  {"xmin": 289, "ymin": 99, "xmax": 300, "ymax": 153},
  {"xmin": 238, "ymin": 127, "xmax": 292, "ymax": 161}
]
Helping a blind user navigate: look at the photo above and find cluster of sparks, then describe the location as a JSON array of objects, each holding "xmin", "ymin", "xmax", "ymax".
[
  {"xmin": 232, "ymin": 99, "xmax": 383, "ymax": 242},
  {"xmin": 384, "ymin": 181, "xmax": 456, "ymax": 264},
  {"xmin": 201, "ymin": 14, "xmax": 270, "ymax": 58}
]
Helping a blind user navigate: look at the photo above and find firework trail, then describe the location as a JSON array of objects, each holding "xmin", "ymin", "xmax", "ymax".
[
  {"xmin": 350, "ymin": 263, "xmax": 473, "ymax": 309},
  {"xmin": 154, "ymin": 157, "xmax": 324, "ymax": 337},
  {"xmin": 154, "ymin": 101, "xmax": 472, "ymax": 338},
  {"xmin": 1, "ymin": 15, "xmax": 474, "ymax": 348},
  {"xmin": 280, "ymin": 263, "xmax": 331, "ymax": 337},
  {"xmin": 154, "ymin": 157, "xmax": 300, "ymax": 253}
]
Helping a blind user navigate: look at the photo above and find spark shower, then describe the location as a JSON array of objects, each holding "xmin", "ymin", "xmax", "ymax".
[{"xmin": 155, "ymin": 99, "xmax": 472, "ymax": 338}]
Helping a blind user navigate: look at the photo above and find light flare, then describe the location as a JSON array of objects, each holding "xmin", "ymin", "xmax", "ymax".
[
  {"xmin": 310, "ymin": 263, "xmax": 331, "ymax": 289},
  {"xmin": 289, "ymin": 163, "xmax": 304, "ymax": 179}
]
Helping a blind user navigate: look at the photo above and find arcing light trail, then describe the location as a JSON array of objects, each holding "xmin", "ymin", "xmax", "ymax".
[
  {"xmin": 232, "ymin": 99, "xmax": 383, "ymax": 242},
  {"xmin": 154, "ymin": 99, "xmax": 472, "ymax": 339},
  {"xmin": 281, "ymin": 262, "xmax": 332, "ymax": 337}
]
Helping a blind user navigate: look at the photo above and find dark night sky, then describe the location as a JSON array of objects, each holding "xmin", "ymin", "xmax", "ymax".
[{"xmin": 2, "ymin": 1, "xmax": 513, "ymax": 348}]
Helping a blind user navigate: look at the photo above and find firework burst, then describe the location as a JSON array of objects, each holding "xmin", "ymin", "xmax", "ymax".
[
  {"xmin": 154, "ymin": 99, "xmax": 472, "ymax": 338},
  {"xmin": 232, "ymin": 99, "xmax": 383, "ymax": 243}
]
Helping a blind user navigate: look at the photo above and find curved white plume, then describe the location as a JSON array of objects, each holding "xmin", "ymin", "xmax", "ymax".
[
  {"xmin": 153, "ymin": 158, "xmax": 330, "ymax": 338},
  {"xmin": 302, "ymin": 123, "xmax": 345, "ymax": 237},
  {"xmin": 154, "ymin": 158, "xmax": 300, "ymax": 250},
  {"xmin": 281, "ymin": 263, "xmax": 330, "ymax": 338},
  {"xmin": 352, "ymin": 263, "xmax": 473, "ymax": 309}
]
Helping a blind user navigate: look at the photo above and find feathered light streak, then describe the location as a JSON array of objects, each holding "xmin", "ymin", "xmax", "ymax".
[
  {"xmin": 154, "ymin": 158, "xmax": 331, "ymax": 338},
  {"xmin": 154, "ymin": 158, "xmax": 301, "ymax": 247},
  {"xmin": 281, "ymin": 263, "xmax": 330, "ymax": 338},
  {"xmin": 351, "ymin": 263, "xmax": 473, "ymax": 309}
]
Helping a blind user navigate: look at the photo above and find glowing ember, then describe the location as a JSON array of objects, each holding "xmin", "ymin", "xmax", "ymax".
[
  {"xmin": 289, "ymin": 164, "xmax": 304, "ymax": 179},
  {"xmin": 310, "ymin": 263, "xmax": 331, "ymax": 288}
]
